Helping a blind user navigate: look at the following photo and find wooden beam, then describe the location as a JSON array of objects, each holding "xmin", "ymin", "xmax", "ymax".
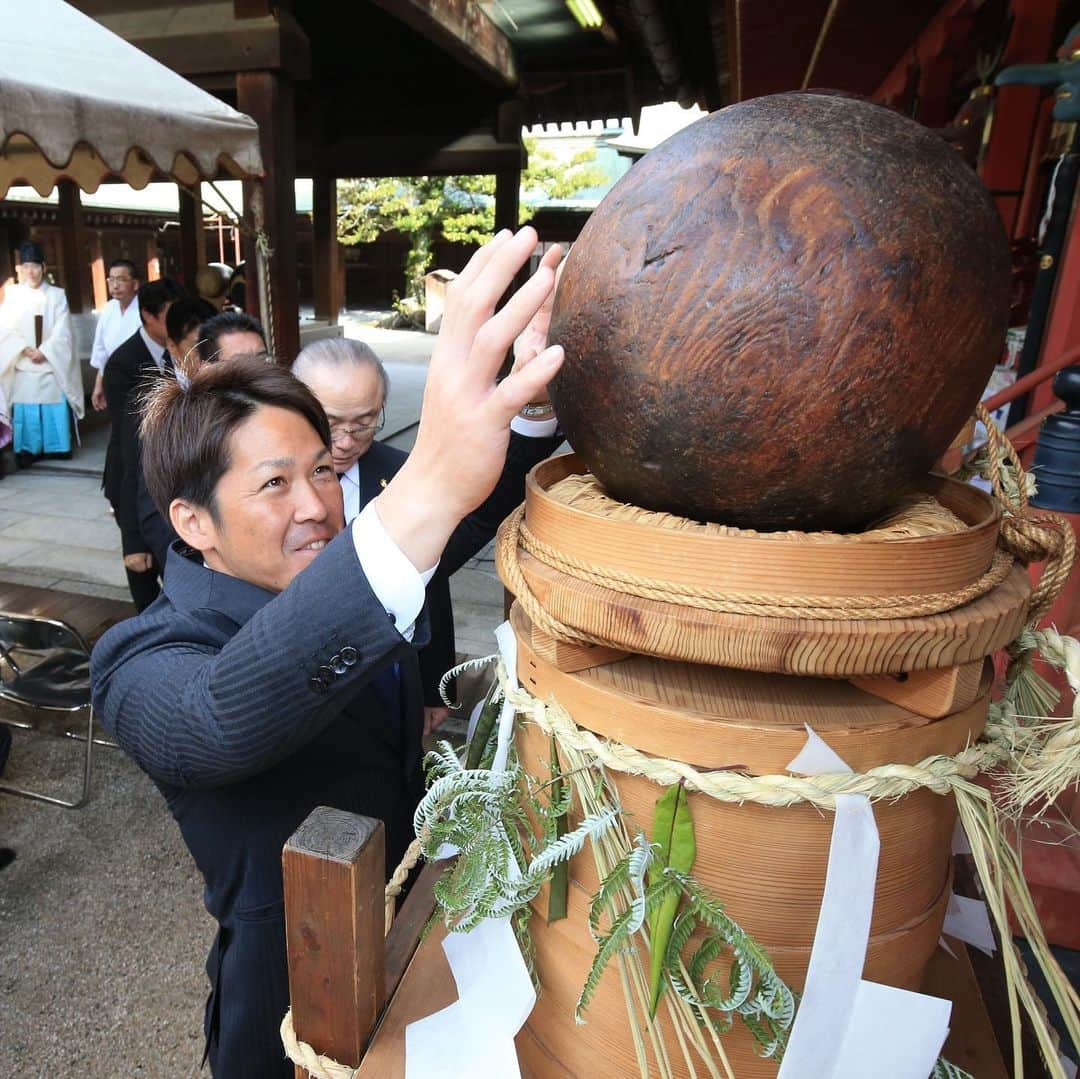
[
  {"xmin": 283, "ymin": 808, "xmax": 386, "ymax": 1075},
  {"xmin": 177, "ymin": 185, "xmax": 202, "ymax": 294},
  {"xmin": 369, "ymin": 0, "xmax": 517, "ymax": 88},
  {"xmin": 238, "ymin": 70, "xmax": 300, "ymax": 363},
  {"xmin": 297, "ymin": 131, "xmax": 524, "ymax": 179},
  {"xmin": 312, "ymin": 174, "xmax": 340, "ymax": 324},
  {"xmin": 56, "ymin": 181, "xmax": 86, "ymax": 313},
  {"xmin": 93, "ymin": 3, "xmax": 310, "ymax": 79}
]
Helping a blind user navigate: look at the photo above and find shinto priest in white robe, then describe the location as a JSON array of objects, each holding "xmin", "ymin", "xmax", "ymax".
[{"xmin": 0, "ymin": 280, "xmax": 84, "ymax": 453}]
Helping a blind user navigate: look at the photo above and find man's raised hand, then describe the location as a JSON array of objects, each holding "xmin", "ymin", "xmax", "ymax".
[{"xmin": 377, "ymin": 228, "xmax": 564, "ymax": 572}]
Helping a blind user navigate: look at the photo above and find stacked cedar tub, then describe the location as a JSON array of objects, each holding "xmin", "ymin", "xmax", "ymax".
[
  {"xmin": 492, "ymin": 91, "xmax": 1020, "ymax": 1076},
  {"xmin": 496, "ymin": 457, "xmax": 1029, "ymax": 1077}
]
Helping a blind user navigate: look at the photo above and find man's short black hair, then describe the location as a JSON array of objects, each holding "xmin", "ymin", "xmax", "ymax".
[
  {"xmin": 138, "ymin": 277, "xmax": 185, "ymax": 320},
  {"xmin": 198, "ymin": 311, "xmax": 267, "ymax": 364},
  {"xmin": 141, "ymin": 355, "xmax": 330, "ymax": 522},
  {"xmin": 107, "ymin": 258, "xmax": 140, "ymax": 280},
  {"xmin": 165, "ymin": 297, "xmax": 218, "ymax": 348}
]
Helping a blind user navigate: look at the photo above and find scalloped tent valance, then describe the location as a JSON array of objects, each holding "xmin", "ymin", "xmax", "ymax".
[{"xmin": 0, "ymin": 0, "xmax": 263, "ymax": 198}]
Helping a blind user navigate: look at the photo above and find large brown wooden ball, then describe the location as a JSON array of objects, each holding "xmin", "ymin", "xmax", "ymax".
[{"xmin": 549, "ymin": 92, "xmax": 1011, "ymax": 531}]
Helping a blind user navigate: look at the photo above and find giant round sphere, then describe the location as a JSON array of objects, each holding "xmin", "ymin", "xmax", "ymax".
[{"xmin": 548, "ymin": 93, "xmax": 1011, "ymax": 531}]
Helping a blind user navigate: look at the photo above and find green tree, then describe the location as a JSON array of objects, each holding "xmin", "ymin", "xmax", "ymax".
[{"xmin": 336, "ymin": 137, "xmax": 607, "ymax": 300}]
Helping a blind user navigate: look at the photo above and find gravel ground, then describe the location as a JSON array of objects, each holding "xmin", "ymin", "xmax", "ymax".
[{"xmin": 0, "ymin": 718, "xmax": 211, "ymax": 1078}]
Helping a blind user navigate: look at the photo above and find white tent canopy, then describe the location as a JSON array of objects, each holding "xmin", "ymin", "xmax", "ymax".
[{"xmin": 0, "ymin": 0, "xmax": 263, "ymax": 198}]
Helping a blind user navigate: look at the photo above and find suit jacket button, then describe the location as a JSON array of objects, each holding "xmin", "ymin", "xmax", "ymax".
[
  {"xmin": 331, "ymin": 654, "xmax": 349, "ymax": 676},
  {"xmin": 339, "ymin": 646, "xmax": 359, "ymax": 667},
  {"xmin": 318, "ymin": 664, "xmax": 336, "ymax": 682},
  {"xmin": 308, "ymin": 676, "xmax": 328, "ymax": 694}
]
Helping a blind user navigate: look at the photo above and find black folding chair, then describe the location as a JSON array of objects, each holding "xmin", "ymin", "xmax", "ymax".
[{"xmin": 0, "ymin": 612, "xmax": 95, "ymax": 808}]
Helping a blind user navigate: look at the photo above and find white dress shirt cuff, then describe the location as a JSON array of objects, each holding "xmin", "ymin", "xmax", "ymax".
[
  {"xmin": 510, "ymin": 414, "xmax": 558, "ymax": 437},
  {"xmin": 351, "ymin": 500, "xmax": 437, "ymax": 641}
]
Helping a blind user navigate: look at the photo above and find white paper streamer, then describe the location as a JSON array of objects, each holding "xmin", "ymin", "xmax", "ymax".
[
  {"xmin": 405, "ymin": 916, "xmax": 536, "ymax": 1079},
  {"xmin": 405, "ymin": 623, "xmax": 535, "ymax": 1079},
  {"xmin": 942, "ymin": 893, "xmax": 996, "ymax": 957},
  {"xmin": 779, "ymin": 725, "xmax": 952, "ymax": 1079}
]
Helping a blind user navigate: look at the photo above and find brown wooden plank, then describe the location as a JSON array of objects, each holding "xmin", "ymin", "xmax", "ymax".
[
  {"xmin": 283, "ymin": 808, "xmax": 386, "ymax": 1075},
  {"xmin": 384, "ymin": 858, "xmax": 442, "ymax": 1003},
  {"xmin": 853, "ymin": 658, "xmax": 987, "ymax": 719},
  {"xmin": 357, "ymin": 921, "xmax": 457, "ymax": 1078},
  {"xmin": 369, "ymin": 0, "xmax": 517, "ymax": 88},
  {"xmin": 924, "ymin": 938, "xmax": 1010, "ymax": 1077}
]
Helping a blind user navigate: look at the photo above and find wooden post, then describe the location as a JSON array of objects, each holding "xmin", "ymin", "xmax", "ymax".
[
  {"xmin": 493, "ymin": 100, "xmax": 523, "ymax": 236},
  {"xmin": 178, "ymin": 184, "xmax": 202, "ymax": 291},
  {"xmin": 56, "ymin": 180, "xmax": 86, "ymax": 313},
  {"xmin": 283, "ymin": 807, "xmax": 386, "ymax": 1076},
  {"xmin": 312, "ymin": 174, "xmax": 340, "ymax": 324},
  {"xmin": 238, "ymin": 69, "xmax": 300, "ymax": 363},
  {"xmin": 88, "ymin": 229, "xmax": 107, "ymax": 311}
]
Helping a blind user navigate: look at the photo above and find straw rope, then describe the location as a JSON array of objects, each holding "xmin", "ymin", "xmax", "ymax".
[
  {"xmin": 511, "ymin": 506, "xmax": 1016, "ymax": 619},
  {"xmin": 495, "ymin": 661, "xmax": 1015, "ymax": 808},
  {"xmin": 280, "ymin": 1009, "xmax": 357, "ymax": 1079},
  {"xmin": 384, "ymin": 835, "xmax": 425, "ymax": 936},
  {"xmin": 975, "ymin": 404, "xmax": 1077, "ymax": 624},
  {"xmin": 497, "ymin": 406, "xmax": 1077, "ymax": 648}
]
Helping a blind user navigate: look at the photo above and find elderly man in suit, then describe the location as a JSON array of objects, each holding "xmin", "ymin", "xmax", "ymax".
[
  {"xmin": 101, "ymin": 277, "xmax": 185, "ymax": 610},
  {"xmin": 90, "ymin": 228, "xmax": 563, "ymax": 1078}
]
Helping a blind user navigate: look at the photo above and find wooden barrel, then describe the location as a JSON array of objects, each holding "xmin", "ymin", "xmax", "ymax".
[{"xmin": 510, "ymin": 606, "xmax": 989, "ymax": 1078}]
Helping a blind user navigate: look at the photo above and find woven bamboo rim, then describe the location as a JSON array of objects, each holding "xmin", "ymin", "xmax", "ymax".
[
  {"xmin": 498, "ymin": 406, "xmax": 1076, "ymax": 647},
  {"xmin": 523, "ymin": 455, "xmax": 1003, "ymax": 599}
]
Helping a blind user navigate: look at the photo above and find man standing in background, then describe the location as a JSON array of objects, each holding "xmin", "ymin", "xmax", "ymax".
[
  {"xmin": 102, "ymin": 277, "xmax": 184, "ymax": 610},
  {"xmin": 89, "ymin": 259, "xmax": 141, "ymax": 411},
  {"xmin": 0, "ymin": 242, "xmax": 83, "ymax": 466}
]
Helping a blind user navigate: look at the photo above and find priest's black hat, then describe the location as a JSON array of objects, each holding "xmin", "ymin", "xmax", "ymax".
[{"xmin": 17, "ymin": 241, "xmax": 45, "ymax": 265}]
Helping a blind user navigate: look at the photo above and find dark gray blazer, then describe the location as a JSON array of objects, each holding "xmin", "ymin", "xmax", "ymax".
[{"xmin": 89, "ymin": 428, "xmax": 559, "ymax": 1078}]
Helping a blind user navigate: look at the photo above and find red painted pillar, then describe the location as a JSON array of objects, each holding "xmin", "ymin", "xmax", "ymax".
[{"xmin": 978, "ymin": 0, "xmax": 1059, "ymax": 234}]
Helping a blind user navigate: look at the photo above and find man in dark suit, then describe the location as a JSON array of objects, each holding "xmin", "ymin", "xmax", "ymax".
[
  {"xmin": 90, "ymin": 229, "xmax": 564, "ymax": 1078},
  {"xmin": 292, "ymin": 335, "xmax": 557, "ymax": 735},
  {"xmin": 102, "ymin": 277, "xmax": 184, "ymax": 610}
]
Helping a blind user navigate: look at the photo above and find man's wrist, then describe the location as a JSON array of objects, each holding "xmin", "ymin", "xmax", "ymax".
[{"xmin": 375, "ymin": 457, "xmax": 461, "ymax": 572}]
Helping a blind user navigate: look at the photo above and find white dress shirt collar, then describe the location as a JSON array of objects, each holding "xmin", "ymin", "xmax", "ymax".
[
  {"xmin": 340, "ymin": 459, "xmax": 361, "ymax": 524},
  {"xmin": 139, "ymin": 326, "xmax": 168, "ymax": 372}
]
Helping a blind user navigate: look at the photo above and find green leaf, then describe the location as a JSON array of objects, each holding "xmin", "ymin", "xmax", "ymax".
[
  {"xmin": 547, "ymin": 735, "xmax": 569, "ymax": 924},
  {"xmin": 465, "ymin": 680, "xmax": 502, "ymax": 770},
  {"xmin": 647, "ymin": 782, "xmax": 696, "ymax": 1015}
]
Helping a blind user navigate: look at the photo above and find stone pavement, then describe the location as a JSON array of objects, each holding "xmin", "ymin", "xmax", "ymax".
[
  {"xmin": 0, "ymin": 315, "xmax": 513, "ymax": 1079},
  {"xmin": 0, "ymin": 315, "xmax": 506, "ymax": 659}
]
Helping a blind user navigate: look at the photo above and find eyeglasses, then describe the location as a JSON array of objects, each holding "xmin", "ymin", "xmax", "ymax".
[
  {"xmin": 107, "ymin": 275, "xmax": 134, "ymax": 284},
  {"xmin": 329, "ymin": 408, "xmax": 385, "ymax": 443}
]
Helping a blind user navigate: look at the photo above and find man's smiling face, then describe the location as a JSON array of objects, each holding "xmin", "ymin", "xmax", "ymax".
[{"xmin": 184, "ymin": 404, "xmax": 345, "ymax": 592}]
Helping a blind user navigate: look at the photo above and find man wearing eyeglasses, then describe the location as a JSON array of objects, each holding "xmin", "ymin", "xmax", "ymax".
[
  {"xmin": 89, "ymin": 259, "xmax": 142, "ymax": 412},
  {"xmin": 293, "ymin": 332, "xmax": 558, "ymax": 736}
]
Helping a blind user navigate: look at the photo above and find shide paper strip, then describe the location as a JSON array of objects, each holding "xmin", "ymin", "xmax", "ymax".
[
  {"xmin": 942, "ymin": 893, "xmax": 996, "ymax": 957},
  {"xmin": 779, "ymin": 726, "xmax": 952, "ymax": 1079},
  {"xmin": 405, "ymin": 622, "xmax": 537, "ymax": 1079},
  {"xmin": 405, "ymin": 916, "xmax": 536, "ymax": 1079}
]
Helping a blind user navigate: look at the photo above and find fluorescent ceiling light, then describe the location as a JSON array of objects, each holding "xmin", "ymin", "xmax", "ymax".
[{"xmin": 567, "ymin": 0, "xmax": 604, "ymax": 30}]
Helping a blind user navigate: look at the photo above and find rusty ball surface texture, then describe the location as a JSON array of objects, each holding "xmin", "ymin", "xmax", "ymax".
[{"xmin": 548, "ymin": 92, "xmax": 1011, "ymax": 531}]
